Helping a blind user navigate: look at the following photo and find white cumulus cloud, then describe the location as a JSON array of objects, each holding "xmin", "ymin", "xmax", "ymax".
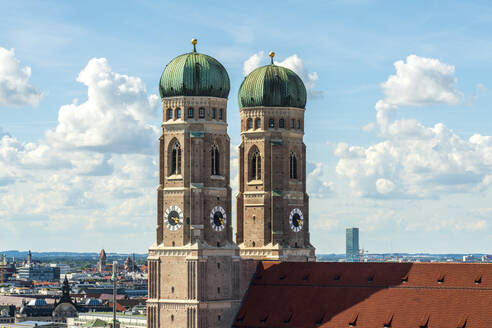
[
  {"xmin": 242, "ymin": 52, "xmax": 321, "ymax": 97},
  {"xmin": 0, "ymin": 58, "xmax": 159, "ymax": 249},
  {"xmin": 307, "ymin": 162, "xmax": 334, "ymax": 197},
  {"xmin": 382, "ymin": 54, "xmax": 462, "ymax": 107},
  {"xmin": 0, "ymin": 47, "xmax": 43, "ymax": 107},
  {"xmin": 46, "ymin": 58, "xmax": 159, "ymax": 154},
  {"xmin": 243, "ymin": 51, "xmax": 264, "ymax": 76},
  {"xmin": 336, "ymin": 55, "xmax": 492, "ymax": 198}
]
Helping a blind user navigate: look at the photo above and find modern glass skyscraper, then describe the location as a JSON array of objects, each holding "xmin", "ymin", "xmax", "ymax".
[{"xmin": 346, "ymin": 228, "xmax": 360, "ymax": 262}]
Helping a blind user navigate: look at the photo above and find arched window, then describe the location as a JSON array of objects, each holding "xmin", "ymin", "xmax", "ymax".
[
  {"xmin": 290, "ymin": 153, "xmax": 298, "ymax": 179},
  {"xmin": 211, "ymin": 144, "xmax": 220, "ymax": 176},
  {"xmin": 247, "ymin": 118, "xmax": 253, "ymax": 130},
  {"xmin": 171, "ymin": 141, "xmax": 182, "ymax": 175},
  {"xmin": 269, "ymin": 118, "xmax": 275, "ymax": 128},
  {"xmin": 279, "ymin": 119, "xmax": 285, "ymax": 128},
  {"xmin": 199, "ymin": 107, "xmax": 205, "ymax": 118},
  {"xmin": 176, "ymin": 108, "xmax": 181, "ymax": 119},
  {"xmin": 188, "ymin": 107, "xmax": 194, "ymax": 118},
  {"xmin": 255, "ymin": 118, "xmax": 261, "ymax": 129},
  {"xmin": 167, "ymin": 108, "xmax": 173, "ymax": 120},
  {"xmin": 250, "ymin": 147, "xmax": 261, "ymax": 180}
]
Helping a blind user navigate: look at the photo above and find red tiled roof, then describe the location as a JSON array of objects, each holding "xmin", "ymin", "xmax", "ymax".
[
  {"xmin": 233, "ymin": 261, "xmax": 492, "ymax": 328},
  {"xmin": 108, "ymin": 301, "xmax": 126, "ymax": 312}
]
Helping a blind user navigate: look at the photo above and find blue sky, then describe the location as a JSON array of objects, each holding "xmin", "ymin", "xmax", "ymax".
[{"xmin": 1, "ymin": 0, "xmax": 492, "ymax": 253}]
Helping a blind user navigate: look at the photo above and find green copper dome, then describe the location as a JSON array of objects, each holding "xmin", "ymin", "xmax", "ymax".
[
  {"xmin": 159, "ymin": 43, "xmax": 230, "ymax": 99},
  {"xmin": 238, "ymin": 60, "xmax": 307, "ymax": 108}
]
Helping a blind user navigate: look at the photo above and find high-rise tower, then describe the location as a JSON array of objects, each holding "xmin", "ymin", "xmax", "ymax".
[
  {"xmin": 236, "ymin": 52, "xmax": 315, "ymax": 261},
  {"xmin": 147, "ymin": 39, "xmax": 240, "ymax": 328}
]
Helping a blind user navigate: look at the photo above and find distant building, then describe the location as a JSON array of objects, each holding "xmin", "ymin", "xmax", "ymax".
[
  {"xmin": 97, "ymin": 250, "xmax": 107, "ymax": 272},
  {"xmin": 67, "ymin": 313, "xmax": 146, "ymax": 328},
  {"xmin": 50, "ymin": 264, "xmax": 70, "ymax": 276},
  {"xmin": 17, "ymin": 266, "xmax": 60, "ymax": 282},
  {"xmin": 463, "ymin": 255, "xmax": 475, "ymax": 262},
  {"xmin": 346, "ymin": 228, "xmax": 360, "ymax": 262},
  {"xmin": 481, "ymin": 255, "xmax": 492, "ymax": 262}
]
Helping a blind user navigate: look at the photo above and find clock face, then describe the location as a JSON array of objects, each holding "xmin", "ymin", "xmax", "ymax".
[
  {"xmin": 210, "ymin": 206, "xmax": 227, "ymax": 232},
  {"xmin": 165, "ymin": 205, "xmax": 183, "ymax": 231},
  {"xmin": 289, "ymin": 208, "xmax": 304, "ymax": 232}
]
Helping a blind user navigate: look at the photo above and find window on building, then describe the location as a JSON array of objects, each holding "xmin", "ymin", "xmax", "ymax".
[
  {"xmin": 297, "ymin": 119, "xmax": 301, "ymax": 129},
  {"xmin": 247, "ymin": 118, "xmax": 253, "ymax": 130},
  {"xmin": 255, "ymin": 118, "xmax": 261, "ymax": 129},
  {"xmin": 279, "ymin": 119, "xmax": 285, "ymax": 128},
  {"xmin": 212, "ymin": 108, "xmax": 216, "ymax": 119},
  {"xmin": 269, "ymin": 118, "xmax": 275, "ymax": 128},
  {"xmin": 167, "ymin": 108, "xmax": 173, "ymax": 120},
  {"xmin": 290, "ymin": 119, "xmax": 295, "ymax": 128},
  {"xmin": 188, "ymin": 108, "xmax": 194, "ymax": 118},
  {"xmin": 211, "ymin": 144, "xmax": 220, "ymax": 176},
  {"xmin": 176, "ymin": 108, "xmax": 181, "ymax": 119},
  {"xmin": 219, "ymin": 109, "xmax": 223, "ymax": 120},
  {"xmin": 290, "ymin": 153, "xmax": 297, "ymax": 179},
  {"xmin": 199, "ymin": 107, "xmax": 205, "ymax": 118},
  {"xmin": 171, "ymin": 141, "xmax": 182, "ymax": 175},
  {"xmin": 250, "ymin": 147, "xmax": 261, "ymax": 180}
]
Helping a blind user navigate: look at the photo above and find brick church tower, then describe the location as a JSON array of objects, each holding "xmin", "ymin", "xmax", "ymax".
[
  {"xmin": 147, "ymin": 39, "xmax": 241, "ymax": 328},
  {"xmin": 236, "ymin": 52, "xmax": 316, "ymax": 262}
]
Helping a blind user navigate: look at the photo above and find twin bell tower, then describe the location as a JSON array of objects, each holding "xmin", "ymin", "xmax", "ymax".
[{"xmin": 147, "ymin": 39, "xmax": 315, "ymax": 328}]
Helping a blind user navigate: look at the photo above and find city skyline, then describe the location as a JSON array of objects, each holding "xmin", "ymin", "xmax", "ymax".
[{"xmin": 2, "ymin": 1, "xmax": 492, "ymax": 253}]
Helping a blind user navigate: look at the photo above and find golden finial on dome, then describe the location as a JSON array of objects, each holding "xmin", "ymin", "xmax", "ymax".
[
  {"xmin": 269, "ymin": 51, "xmax": 275, "ymax": 64},
  {"xmin": 191, "ymin": 38, "xmax": 197, "ymax": 52}
]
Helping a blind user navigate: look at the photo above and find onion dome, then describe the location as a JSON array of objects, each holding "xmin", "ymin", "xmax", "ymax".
[
  {"xmin": 159, "ymin": 38, "xmax": 230, "ymax": 99},
  {"xmin": 238, "ymin": 51, "xmax": 307, "ymax": 109}
]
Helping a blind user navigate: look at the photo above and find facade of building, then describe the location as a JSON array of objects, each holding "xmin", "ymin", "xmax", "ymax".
[
  {"xmin": 17, "ymin": 266, "xmax": 60, "ymax": 282},
  {"xmin": 97, "ymin": 250, "xmax": 107, "ymax": 272},
  {"xmin": 67, "ymin": 313, "xmax": 146, "ymax": 328},
  {"xmin": 346, "ymin": 227, "xmax": 360, "ymax": 262},
  {"xmin": 236, "ymin": 52, "xmax": 315, "ymax": 262},
  {"xmin": 147, "ymin": 39, "xmax": 242, "ymax": 328}
]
